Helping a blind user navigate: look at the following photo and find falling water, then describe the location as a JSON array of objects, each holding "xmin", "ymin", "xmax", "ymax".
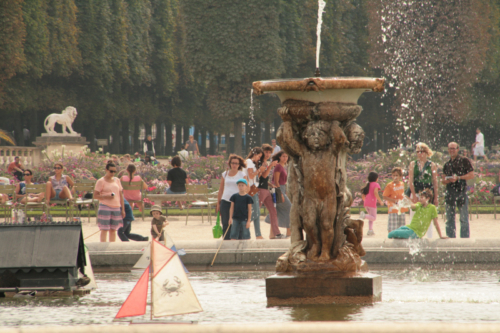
[
  {"xmin": 248, "ymin": 89, "xmax": 256, "ymax": 149},
  {"xmin": 316, "ymin": 0, "xmax": 327, "ymax": 69}
]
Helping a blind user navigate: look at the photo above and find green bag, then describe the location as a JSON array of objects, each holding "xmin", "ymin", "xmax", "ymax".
[{"xmin": 212, "ymin": 212, "xmax": 223, "ymax": 239}]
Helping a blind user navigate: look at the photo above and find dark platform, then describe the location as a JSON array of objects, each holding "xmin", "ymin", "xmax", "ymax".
[
  {"xmin": 266, "ymin": 271, "xmax": 382, "ymax": 306},
  {"xmin": 0, "ymin": 222, "xmax": 86, "ymax": 291}
]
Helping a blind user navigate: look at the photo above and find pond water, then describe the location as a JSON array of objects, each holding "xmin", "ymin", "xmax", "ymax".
[{"xmin": 1, "ymin": 269, "xmax": 500, "ymax": 327}]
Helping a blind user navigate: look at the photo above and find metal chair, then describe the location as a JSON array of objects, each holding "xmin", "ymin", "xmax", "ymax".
[
  {"xmin": 185, "ymin": 184, "xmax": 212, "ymax": 225},
  {"xmin": 74, "ymin": 181, "xmax": 98, "ymax": 223},
  {"xmin": 0, "ymin": 184, "xmax": 16, "ymax": 222},
  {"xmin": 22, "ymin": 184, "xmax": 48, "ymax": 221},
  {"xmin": 121, "ymin": 180, "xmax": 146, "ymax": 221},
  {"xmin": 46, "ymin": 184, "xmax": 74, "ymax": 222}
]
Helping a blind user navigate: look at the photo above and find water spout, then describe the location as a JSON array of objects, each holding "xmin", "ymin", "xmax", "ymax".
[{"xmin": 316, "ymin": 0, "xmax": 327, "ymax": 70}]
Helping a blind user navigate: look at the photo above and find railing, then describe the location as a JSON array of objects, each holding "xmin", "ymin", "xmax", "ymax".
[{"xmin": 0, "ymin": 147, "xmax": 42, "ymax": 167}]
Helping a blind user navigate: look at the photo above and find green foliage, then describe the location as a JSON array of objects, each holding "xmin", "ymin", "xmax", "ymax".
[{"xmin": 0, "ymin": 0, "xmax": 25, "ymax": 103}]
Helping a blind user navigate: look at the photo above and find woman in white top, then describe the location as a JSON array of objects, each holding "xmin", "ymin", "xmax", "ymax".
[
  {"xmin": 245, "ymin": 147, "xmax": 266, "ymax": 239},
  {"xmin": 216, "ymin": 154, "xmax": 248, "ymax": 240}
]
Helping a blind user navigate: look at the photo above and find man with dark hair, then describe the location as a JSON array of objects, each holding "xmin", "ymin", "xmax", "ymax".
[
  {"xmin": 7, "ymin": 157, "xmax": 24, "ymax": 181},
  {"xmin": 143, "ymin": 135, "xmax": 155, "ymax": 157},
  {"xmin": 441, "ymin": 142, "xmax": 474, "ymax": 238}
]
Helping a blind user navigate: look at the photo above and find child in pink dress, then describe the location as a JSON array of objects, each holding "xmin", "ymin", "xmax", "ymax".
[{"xmin": 360, "ymin": 172, "xmax": 384, "ymax": 236}]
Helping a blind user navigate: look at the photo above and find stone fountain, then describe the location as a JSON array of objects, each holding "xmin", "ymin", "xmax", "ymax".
[{"xmin": 252, "ymin": 76, "xmax": 385, "ymax": 305}]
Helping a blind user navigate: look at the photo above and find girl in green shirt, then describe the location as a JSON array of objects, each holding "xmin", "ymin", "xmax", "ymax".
[{"xmin": 389, "ymin": 189, "xmax": 448, "ymax": 239}]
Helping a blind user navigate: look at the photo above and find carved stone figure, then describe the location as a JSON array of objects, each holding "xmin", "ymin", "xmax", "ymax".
[
  {"xmin": 275, "ymin": 101, "xmax": 367, "ymax": 272},
  {"xmin": 44, "ymin": 106, "xmax": 79, "ymax": 136}
]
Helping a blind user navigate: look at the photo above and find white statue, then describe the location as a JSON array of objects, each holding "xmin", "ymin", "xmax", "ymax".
[{"xmin": 44, "ymin": 106, "xmax": 79, "ymax": 136}]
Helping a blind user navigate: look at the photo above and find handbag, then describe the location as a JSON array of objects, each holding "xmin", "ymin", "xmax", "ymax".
[
  {"xmin": 248, "ymin": 184, "xmax": 259, "ymax": 197},
  {"xmin": 275, "ymin": 186, "xmax": 284, "ymax": 204},
  {"xmin": 212, "ymin": 212, "xmax": 223, "ymax": 239}
]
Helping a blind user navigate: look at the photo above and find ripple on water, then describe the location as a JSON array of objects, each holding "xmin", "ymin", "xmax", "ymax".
[{"xmin": 1, "ymin": 269, "xmax": 500, "ymax": 326}]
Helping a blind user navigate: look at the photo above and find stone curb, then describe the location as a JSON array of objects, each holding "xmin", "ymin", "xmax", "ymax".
[{"xmin": 86, "ymin": 239, "xmax": 500, "ymax": 271}]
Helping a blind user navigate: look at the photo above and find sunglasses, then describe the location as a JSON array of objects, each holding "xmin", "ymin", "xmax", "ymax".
[
  {"xmin": 108, "ymin": 170, "xmax": 117, "ymax": 173},
  {"xmin": 23, "ymin": 173, "xmax": 31, "ymax": 176},
  {"xmin": 54, "ymin": 167, "xmax": 62, "ymax": 170},
  {"xmin": 416, "ymin": 151, "xmax": 426, "ymax": 153}
]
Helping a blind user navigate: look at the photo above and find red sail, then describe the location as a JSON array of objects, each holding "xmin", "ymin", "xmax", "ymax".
[{"xmin": 115, "ymin": 266, "xmax": 149, "ymax": 319}]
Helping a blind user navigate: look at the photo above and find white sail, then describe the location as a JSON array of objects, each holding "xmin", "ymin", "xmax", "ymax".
[
  {"xmin": 133, "ymin": 243, "xmax": 151, "ymax": 269},
  {"xmin": 152, "ymin": 254, "xmax": 203, "ymax": 317}
]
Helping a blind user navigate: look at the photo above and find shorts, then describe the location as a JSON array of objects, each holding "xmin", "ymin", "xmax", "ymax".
[
  {"xmin": 97, "ymin": 204, "xmax": 123, "ymax": 230},
  {"xmin": 388, "ymin": 226, "xmax": 418, "ymax": 239},
  {"xmin": 54, "ymin": 189, "xmax": 62, "ymax": 200},
  {"xmin": 388, "ymin": 213, "xmax": 406, "ymax": 231},
  {"xmin": 474, "ymin": 146, "xmax": 485, "ymax": 156},
  {"xmin": 166, "ymin": 188, "xmax": 186, "ymax": 194}
]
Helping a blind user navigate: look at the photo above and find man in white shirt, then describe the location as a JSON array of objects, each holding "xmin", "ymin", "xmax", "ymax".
[
  {"xmin": 472, "ymin": 128, "xmax": 489, "ymax": 162},
  {"xmin": 271, "ymin": 139, "xmax": 281, "ymax": 155}
]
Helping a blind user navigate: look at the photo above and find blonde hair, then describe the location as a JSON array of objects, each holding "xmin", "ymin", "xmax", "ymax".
[{"xmin": 416, "ymin": 142, "xmax": 434, "ymax": 157}]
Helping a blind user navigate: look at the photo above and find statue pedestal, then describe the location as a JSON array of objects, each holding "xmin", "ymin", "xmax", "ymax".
[
  {"xmin": 34, "ymin": 135, "xmax": 90, "ymax": 158},
  {"xmin": 265, "ymin": 272, "xmax": 382, "ymax": 306}
]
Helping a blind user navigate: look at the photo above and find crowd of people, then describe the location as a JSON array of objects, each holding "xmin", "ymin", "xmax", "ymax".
[
  {"xmin": 359, "ymin": 141, "xmax": 474, "ymax": 240},
  {"xmin": 0, "ymin": 132, "xmax": 484, "ymax": 243}
]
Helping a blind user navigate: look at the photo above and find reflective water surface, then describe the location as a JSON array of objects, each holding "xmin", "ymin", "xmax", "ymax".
[{"xmin": 1, "ymin": 269, "xmax": 500, "ymax": 327}]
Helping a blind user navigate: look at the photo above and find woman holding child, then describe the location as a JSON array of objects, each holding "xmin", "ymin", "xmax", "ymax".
[{"xmin": 216, "ymin": 155, "xmax": 248, "ymax": 240}]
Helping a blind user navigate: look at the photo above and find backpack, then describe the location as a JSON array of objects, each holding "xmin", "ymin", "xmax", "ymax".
[{"xmin": 492, "ymin": 184, "xmax": 500, "ymax": 196}]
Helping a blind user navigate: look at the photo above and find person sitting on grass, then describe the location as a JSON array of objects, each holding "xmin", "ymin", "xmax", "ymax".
[
  {"xmin": 388, "ymin": 189, "xmax": 448, "ymax": 239},
  {"xmin": 150, "ymin": 204, "xmax": 169, "ymax": 242},
  {"xmin": 229, "ymin": 179, "xmax": 253, "ymax": 240}
]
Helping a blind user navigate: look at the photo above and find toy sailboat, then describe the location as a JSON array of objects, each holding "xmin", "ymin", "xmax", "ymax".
[{"xmin": 115, "ymin": 239, "xmax": 203, "ymax": 320}]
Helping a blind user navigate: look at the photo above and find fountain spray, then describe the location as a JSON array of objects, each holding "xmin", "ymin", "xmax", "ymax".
[{"xmin": 315, "ymin": 0, "xmax": 327, "ymax": 77}]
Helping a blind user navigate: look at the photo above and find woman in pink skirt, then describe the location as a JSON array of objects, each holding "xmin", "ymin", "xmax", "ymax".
[{"xmin": 94, "ymin": 162, "xmax": 125, "ymax": 242}]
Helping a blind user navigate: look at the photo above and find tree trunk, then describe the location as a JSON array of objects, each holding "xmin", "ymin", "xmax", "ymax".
[
  {"xmin": 224, "ymin": 130, "xmax": 231, "ymax": 154},
  {"xmin": 233, "ymin": 120, "xmax": 242, "ymax": 156},
  {"xmin": 209, "ymin": 130, "xmax": 215, "ymax": 155},
  {"xmin": 165, "ymin": 122, "xmax": 173, "ymax": 156},
  {"xmin": 29, "ymin": 109, "xmax": 38, "ymax": 145},
  {"xmin": 133, "ymin": 120, "xmax": 140, "ymax": 153},
  {"xmin": 156, "ymin": 120, "xmax": 163, "ymax": 156},
  {"xmin": 264, "ymin": 121, "xmax": 271, "ymax": 145},
  {"xmin": 256, "ymin": 122, "xmax": 262, "ymax": 147},
  {"xmin": 14, "ymin": 112, "xmax": 25, "ymax": 146},
  {"xmin": 200, "ymin": 128, "xmax": 207, "ymax": 156},
  {"xmin": 217, "ymin": 133, "xmax": 221, "ymax": 154},
  {"xmin": 110, "ymin": 122, "xmax": 120, "ymax": 153},
  {"xmin": 145, "ymin": 123, "xmax": 152, "ymax": 137},
  {"xmin": 121, "ymin": 119, "xmax": 130, "ymax": 154},
  {"xmin": 273, "ymin": 116, "xmax": 282, "ymax": 139},
  {"xmin": 193, "ymin": 127, "xmax": 200, "ymax": 153},
  {"xmin": 183, "ymin": 126, "xmax": 190, "ymax": 145},
  {"xmin": 175, "ymin": 125, "xmax": 183, "ymax": 153}
]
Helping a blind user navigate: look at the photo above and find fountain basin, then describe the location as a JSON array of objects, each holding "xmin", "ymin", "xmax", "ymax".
[
  {"xmin": 252, "ymin": 77, "xmax": 384, "ymax": 103},
  {"xmin": 266, "ymin": 271, "xmax": 381, "ymax": 306}
]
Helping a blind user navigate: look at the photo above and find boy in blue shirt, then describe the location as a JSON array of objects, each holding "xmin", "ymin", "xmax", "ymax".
[
  {"xmin": 229, "ymin": 179, "xmax": 254, "ymax": 240},
  {"xmin": 118, "ymin": 198, "xmax": 149, "ymax": 242}
]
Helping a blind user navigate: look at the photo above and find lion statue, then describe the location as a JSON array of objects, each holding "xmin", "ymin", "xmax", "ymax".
[{"xmin": 44, "ymin": 106, "xmax": 79, "ymax": 135}]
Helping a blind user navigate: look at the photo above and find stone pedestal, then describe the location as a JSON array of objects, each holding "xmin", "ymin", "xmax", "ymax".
[
  {"xmin": 266, "ymin": 272, "xmax": 382, "ymax": 306},
  {"xmin": 34, "ymin": 135, "xmax": 90, "ymax": 158}
]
